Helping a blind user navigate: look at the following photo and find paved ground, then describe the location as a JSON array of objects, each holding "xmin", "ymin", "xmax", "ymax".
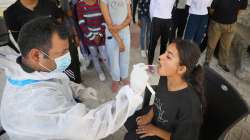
[{"xmin": 0, "ymin": 23, "xmax": 250, "ymax": 140}]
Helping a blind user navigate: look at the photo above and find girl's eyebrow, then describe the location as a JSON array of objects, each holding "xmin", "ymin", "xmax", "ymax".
[{"xmin": 167, "ymin": 51, "xmax": 174, "ymax": 56}]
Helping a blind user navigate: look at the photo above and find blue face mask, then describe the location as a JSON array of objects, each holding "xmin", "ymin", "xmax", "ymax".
[{"xmin": 39, "ymin": 51, "xmax": 71, "ymax": 72}]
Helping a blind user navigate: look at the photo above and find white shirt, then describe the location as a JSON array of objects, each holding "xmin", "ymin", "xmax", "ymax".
[
  {"xmin": 150, "ymin": 0, "xmax": 176, "ymax": 19},
  {"xmin": 186, "ymin": 0, "xmax": 213, "ymax": 15}
]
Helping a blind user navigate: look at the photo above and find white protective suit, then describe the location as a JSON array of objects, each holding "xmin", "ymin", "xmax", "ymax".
[{"xmin": 0, "ymin": 51, "xmax": 148, "ymax": 140}]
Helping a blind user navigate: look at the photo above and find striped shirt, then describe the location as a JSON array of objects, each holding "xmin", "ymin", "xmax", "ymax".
[{"xmin": 76, "ymin": 0, "xmax": 105, "ymax": 47}]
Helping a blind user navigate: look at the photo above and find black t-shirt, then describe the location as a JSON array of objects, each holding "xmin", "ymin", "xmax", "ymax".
[
  {"xmin": 4, "ymin": 0, "xmax": 63, "ymax": 40},
  {"xmin": 211, "ymin": 0, "xmax": 248, "ymax": 24},
  {"xmin": 152, "ymin": 77, "xmax": 202, "ymax": 140}
]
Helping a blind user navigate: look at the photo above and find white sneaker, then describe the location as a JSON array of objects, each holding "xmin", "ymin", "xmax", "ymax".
[
  {"xmin": 98, "ymin": 72, "xmax": 106, "ymax": 81},
  {"xmin": 141, "ymin": 50, "xmax": 146, "ymax": 58}
]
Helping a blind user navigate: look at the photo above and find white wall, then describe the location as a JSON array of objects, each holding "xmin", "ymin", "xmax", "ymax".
[
  {"xmin": 0, "ymin": 0, "xmax": 16, "ymax": 16},
  {"xmin": 0, "ymin": 0, "xmax": 16, "ymax": 8}
]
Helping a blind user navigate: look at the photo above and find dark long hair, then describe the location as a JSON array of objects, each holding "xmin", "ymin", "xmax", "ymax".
[{"xmin": 173, "ymin": 39, "xmax": 206, "ymax": 113}]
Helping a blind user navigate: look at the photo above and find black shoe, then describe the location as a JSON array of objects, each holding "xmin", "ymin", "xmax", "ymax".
[{"xmin": 218, "ymin": 64, "xmax": 230, "ymax": 72}]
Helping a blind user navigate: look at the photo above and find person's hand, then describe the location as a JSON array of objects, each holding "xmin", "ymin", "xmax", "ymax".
[
  {"xmin": 118, "ymin": 40, "xmax": 126, "ymax": 52},
  {"xmin": 136, "ymin": 124, "xmax": 159, "ymax": 138},
  {"xmin": 109, "ymin": 24, "xmax": 122, "ymax": 33},
  {"xmin": 130, "ymin": 63, "xmax": 149, "ymax": 95},
  {"xmin": 78, "ymin": 87, "xmax": 98, "ymax": 101},
  {"xmin": 136, "ymin": 114, "xmax": 152, "ymax": 126},
  {"xmin": 137, "ymin": 19, "xmax": 142, "ymax": 28},
  {"xmin": 94, "ymin": 35, "xmax": 101, "ymax": 45}
]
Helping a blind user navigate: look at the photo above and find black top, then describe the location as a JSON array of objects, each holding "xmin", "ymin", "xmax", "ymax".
[
  {"xmin": 4, "ymin": 0, "xmax": 63, "ymax": 40},
  {"xmin": 153, "ymin": 77, "xmax": 202, "ymax": 140},
  {"xmin": 211, "ymin": 0, "xmax": 248, "ymax": 24}
]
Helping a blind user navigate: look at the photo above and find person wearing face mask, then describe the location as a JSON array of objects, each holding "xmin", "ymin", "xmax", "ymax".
[
  {"xmin": 0, "ymin": 17, "xmax": 149, "ymax": 140},
  {"xmin": 4, "ymin": 0, "xmax": 83, "ymax": 84},
  {"xmin": 124, "ymin": 40, "xmax": 205, "ymax": 140}
]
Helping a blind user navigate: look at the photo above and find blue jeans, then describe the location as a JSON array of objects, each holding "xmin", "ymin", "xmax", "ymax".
[
  {"xmin": 106, "ymin": 27, "xmax": 131, "ymax": 81},
  {"xmin": 184, "ymin": 14, "xmax": 208, "ymax": 45},
  {"xmin": 140, "ymin": 16, "xmax": 151, "ymax": 50}
]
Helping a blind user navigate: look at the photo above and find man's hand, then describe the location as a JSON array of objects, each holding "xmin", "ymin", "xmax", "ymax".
[
  {"xmin": 130, "ymin": 63, "xmax": 149, "ymax": 95},
  {"xmin": 136, "ymin": 124, "xmax": 160, "ymax": 138}
]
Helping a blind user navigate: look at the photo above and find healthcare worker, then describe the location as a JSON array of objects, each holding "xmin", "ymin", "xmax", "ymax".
[{"xmin": 0, "ymin": 17, "xmax": 149, "ymax": 140}]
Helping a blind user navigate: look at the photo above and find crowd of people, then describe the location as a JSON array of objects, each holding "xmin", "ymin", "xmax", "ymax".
[{"xmin": 0, "ymin": 0, "xmax": 248, "ymax": 139}]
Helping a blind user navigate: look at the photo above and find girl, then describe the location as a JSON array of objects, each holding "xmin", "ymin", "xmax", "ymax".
[
  {"xmin": 125, "ymin": 40, "xmax": 205, "ymax": 140},
  {"xmin": 100, "ymin": 0, "xmax": 132, "ymax": 92},
  {"xmin": 76, "ymin": 0, "xmax": 109, "ymax": 81}
]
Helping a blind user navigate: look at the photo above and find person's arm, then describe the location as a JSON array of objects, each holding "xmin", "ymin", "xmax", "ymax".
[
  {"xmin": 69, "ymin": 81, "xmax": 98, "ymax": 101},
  {"xmin": 100, "ymin": 0, "xmax": 126, "ymax": 51},
  {"xmin": 109, "ymin": 1, "xmax": 132, "ymax": 32},
  {"xmin": 209, "ymin": 0, "xmax": 216, "ymax": 15},
  {"xmin": 136, "ymin": 123, "xmax": 171, "ymax": 140},
  {"xmin": 119, "ymin": 1, "xmax": 132, "ymax": 29},
  {"xmin": 136, "ymin": 107, "xmax": 154, "ymax": 125},
  {"xmin": 20, "ymin": 85, "xmax": 142, "ymax": 139}
]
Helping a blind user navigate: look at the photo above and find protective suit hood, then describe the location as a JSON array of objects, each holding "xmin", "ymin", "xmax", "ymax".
[{"xmin": 0, "ymin": 52, "xmax": 68, "ymax": 83}]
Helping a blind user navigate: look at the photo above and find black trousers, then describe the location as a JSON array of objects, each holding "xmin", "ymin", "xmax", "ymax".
[
  {"xmin": 170, "ymin": 8, "xmax": 188, "ymax": 42},
  {"xmin": 147, "ymin": 17, "xmax": 172, "ymax": 64},
  {"xmin": 124, "ymin": 106, "xmax": 161, "ymax": 140}
]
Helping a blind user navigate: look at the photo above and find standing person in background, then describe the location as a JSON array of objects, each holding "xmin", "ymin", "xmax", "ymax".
[
  {"xmin": 147, "ymin": 0, "xmax": 176, "ymax": 65},
  {"xmin": 76, "ymin": 0, "xmax": 109, "ymax": 81},
  {"xmin": 204, "ymin": 0, "xmax": 248, "ymax": 72},
  {"xmin": 100, "ymin": 0, "xmax": 132, "ymax": 92},
  {"xmin": 137, "ymin": 0, "xmax": 151, "ymax": 58},
  {"xmin": 4, "ymin": 0, "xmax": 63, "ymax": 41},
  {"xmin": 170, "ymin": 0, "xmax": 189, "ymax": 42},
  {"xmin": 183, "ymin": 0, "xmax": 213, "ymax": 46}
]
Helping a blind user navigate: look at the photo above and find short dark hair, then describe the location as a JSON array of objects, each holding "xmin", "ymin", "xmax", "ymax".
[{"xmin": 18, "ymin": 16, "xmax": 69, "ymax": 57}]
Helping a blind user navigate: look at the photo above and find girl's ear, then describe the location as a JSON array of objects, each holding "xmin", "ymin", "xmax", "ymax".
[{"xmin": 177, "ymin": 65, "xmax": 187, "ymax": 75}]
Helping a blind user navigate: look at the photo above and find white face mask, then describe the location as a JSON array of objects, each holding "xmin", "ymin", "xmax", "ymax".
[{"xmin": 39, "ymin": 51, "xmax": 71, "ymax": 72}]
